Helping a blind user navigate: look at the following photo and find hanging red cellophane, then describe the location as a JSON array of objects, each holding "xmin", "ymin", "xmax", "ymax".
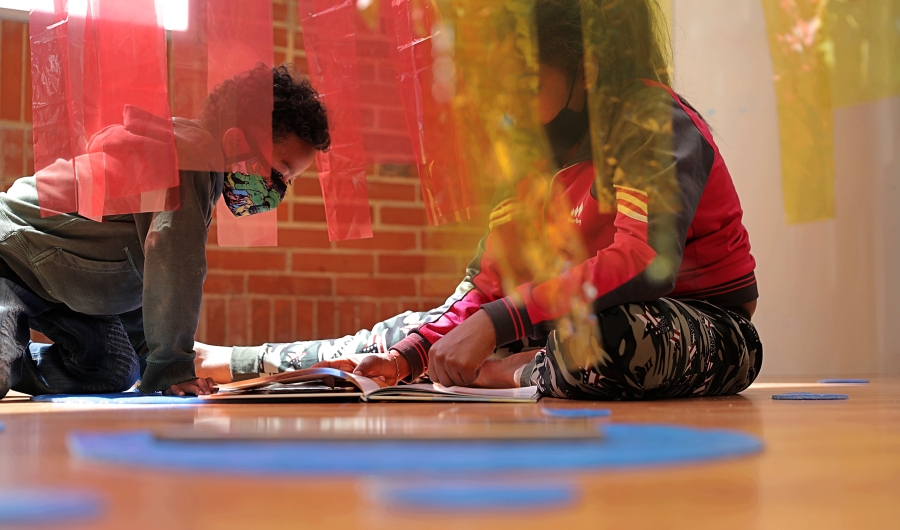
[
  {"xmin": 298, "ymin": 0, "xmax": 373, "ymax": 242},
  {"xmin": 384, "ymin": 0, "xmax": 480, "ymax": 226},
  {"xmin": 30, "ymin": 0, "xmax": 178, "ymax": 221},
  {"xmin": 172, "ymin": 0, "xmax": 278, "ymax": 247},
  {"xmin": 30, "ymin": 1, "xmax": 77, "ymax": 216}
]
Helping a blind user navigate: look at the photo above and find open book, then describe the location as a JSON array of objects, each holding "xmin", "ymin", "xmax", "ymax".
[{"xmin": 201, "ymin": 367, "xmax": 540, "ymax": 403}]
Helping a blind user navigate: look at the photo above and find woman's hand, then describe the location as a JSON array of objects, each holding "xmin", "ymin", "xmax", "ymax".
[
  {"xmin": 312, "ymin": 351, "xmax": 410, "ymax": 386},
  {"xmin": 428, "ymin": 310, "xmax": 496, "ymax": 387}
]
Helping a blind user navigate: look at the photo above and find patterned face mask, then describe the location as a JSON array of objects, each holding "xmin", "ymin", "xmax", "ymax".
[{"xmin": 222, "ymin": 157, "xmax": 288, "ymax": 217}]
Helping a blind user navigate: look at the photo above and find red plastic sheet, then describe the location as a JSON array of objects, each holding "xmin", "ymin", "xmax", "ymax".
[
  {"xmin": 385, "ymin": 0, "xmax": 479, "ymax": 225},
  {"xmin": 30, "ymin": 2, "xmax": 77, "ymax": 216},
  {"xmin": 298, "ymin": 0, "xmax": 373, "ymax": 242},
  {"xmin": 172, "ymin": 0, "xmax": 277, "ymax": 247},
  {"xmin": 30, "ymin": 0, "xmax": 178, "ymax": 221}
]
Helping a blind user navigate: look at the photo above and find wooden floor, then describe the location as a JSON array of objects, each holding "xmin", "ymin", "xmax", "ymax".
[{"xmin": 1, "ymin": 376, "xmax": 898, "ymax": 529}]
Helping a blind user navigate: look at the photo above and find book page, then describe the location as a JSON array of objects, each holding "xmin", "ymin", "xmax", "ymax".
[
  {"xmin": 366, "ymin": 384, "xmax": 539, "ymax": 399},
  {"xmin": 217, "ymin": 367, "xmax": 383, "ymax": 394},
  {"xmin": 432, "ymin": 384, "xmax": 539, "ymax": 398}
]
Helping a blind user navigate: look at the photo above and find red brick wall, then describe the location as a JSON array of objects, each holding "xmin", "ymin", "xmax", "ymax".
[
  {"xmin": 0, "ymin": 2, "xmax": 487, "ymax": 349},
  {"xmin": 0, "ymin": 19, "xmax": 33, "ymax": 190}
]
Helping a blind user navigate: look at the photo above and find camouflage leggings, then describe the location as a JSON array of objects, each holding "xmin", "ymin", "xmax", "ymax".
[
  {"xmin": 531, "ymin": 299, "xmax": 762, "ymax": 400},
  {"xmin": 231, "ymin": 298, "xmax": 761, "ymax": 401}
]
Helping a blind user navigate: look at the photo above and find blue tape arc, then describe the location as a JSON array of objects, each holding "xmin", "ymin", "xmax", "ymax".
[
  {"xmin": 382, "ymin": 483, "xmax": 575, "ymax": 511},
  {"xmin": 772, "ymin": 392, "xmax": 849, "ymax": 401},
  {"xmin": 541, "ymin": 408, "xmax": 611, "ymax": 418},
  {"xmin": 31, "ymin": 393, "xmax": 205, "ymax": 405},
  {"xmin": 67, "ymin": 423, "xmax": 763, "ymax": 476},
  {"xmin": 0, "ymin": 489, "xmax": 103, "ymax": 523},
  {"xmin": 817, "ymin": 379, "xmax": 869, "ymax": 384}
]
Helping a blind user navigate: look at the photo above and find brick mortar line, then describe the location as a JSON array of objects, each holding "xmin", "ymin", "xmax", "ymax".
[
  {"xmin": 214, "ymin": 248, "xmax": 465, "ymax": 256},
  {"xmin": 19, "ymin": 20, "xmax": 27, "ymax": 125},
  {"xmin": 205, "ymin": 296, "xmax": 445, "ymax": 306},
  {"xmin": 295, "ymin": 174, "xmax": 419, "ymax": 185},
  {"xmin": 278, "ymin": 222, "xmax": 429, "ymax": 230},
  {"xmin": 286, "ymin": 0, "xmax": 296, "ymax": 65},
  {"xmin": 0, "ymin": 120, "xmax": 32, "ymax": 129},
  {"xmin": 217, "ymin": 271, "xmax": 460, "ymax": 278},
  {"xmin": 287, "ymin": 197, "xmax": 420, "ymax": 205}
]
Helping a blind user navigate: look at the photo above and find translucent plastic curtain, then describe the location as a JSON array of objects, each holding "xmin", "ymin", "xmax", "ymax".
[
  {"xmin": 761, "ymin": 0, "xmax": 900, "ymax": 224},
  {"xmin": 30, "ymin": 1, "xmax": 77, "ymax": 216},
  {"xmin": 30, "ymin": 0, "xmax": 178, "ymax": 221},
  {"xmin": 298, "ymin": 0, "xmax": 373, "ymax": 241},
  {"xmin": 760, "ymin": 0, "xmax": 834, "ymax": 224},
  {"xmin": 171, "ymin": 0, "xmax": 277, "ymax": 246},
  {"xmin": 385, "ymin": 0, "xmax": 479, "ymax": 225},
  {"xmin": 433, "ymin": 0, "xmax": 574, "ymax": 295}
]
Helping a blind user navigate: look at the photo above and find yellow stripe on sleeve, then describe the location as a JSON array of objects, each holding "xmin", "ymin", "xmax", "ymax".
[{"xmin": 617, "ymin": 204, "xmax": 648, "ymax": 223}]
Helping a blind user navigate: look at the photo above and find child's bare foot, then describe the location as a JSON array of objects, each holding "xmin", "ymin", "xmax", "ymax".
[
  {"xmin": 471, "ymin": 360, "xmax": 512, "ymax": 388},
  {"xmin": 471, "ymin": 350, "xmax": 538, "ymax": 388},
  {"xmin": 193, "ymin": 342, "xmax": 234, "ymax": 383}
]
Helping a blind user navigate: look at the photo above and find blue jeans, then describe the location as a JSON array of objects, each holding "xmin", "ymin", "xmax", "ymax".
[{"xmin": 0, "ymin": 278, "xmax": 139, "ymax": 398}]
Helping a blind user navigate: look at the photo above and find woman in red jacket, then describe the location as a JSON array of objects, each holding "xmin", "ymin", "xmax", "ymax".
[{"xmin": 198, "ymin": 0, "xmax": 761, "ymax": 400}]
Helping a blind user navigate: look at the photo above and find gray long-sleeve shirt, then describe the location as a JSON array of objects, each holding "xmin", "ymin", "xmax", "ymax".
[{"xmin": 0, "ymin": 110, "xmax": 224, "ymax": 393}]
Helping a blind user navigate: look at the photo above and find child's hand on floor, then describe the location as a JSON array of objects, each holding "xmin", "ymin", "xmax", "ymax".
[{"xmin": 164, "ymin": 377, "xmax": 217, "ymax": 396}]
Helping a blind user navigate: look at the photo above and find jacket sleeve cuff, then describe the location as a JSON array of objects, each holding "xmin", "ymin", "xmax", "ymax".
[
  {"xmin": 137, "ymin": 359, "xmax": 197, "ymax": 394},
  {"xmin": 480, "ymin": 297, "xmax": 534, "ymax": 347},
  {"xmin": 391, "ymin": 333, "xmax": 431, "ymax": 382},
  {"xmin": 231, "ymin": 346, "xmax": 263, "ymax": 382}
]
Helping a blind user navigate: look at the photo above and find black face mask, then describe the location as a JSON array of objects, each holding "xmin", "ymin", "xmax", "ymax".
[{"xmin": 543, "ymin": 76, "xmax": 589, "ymax": 159}]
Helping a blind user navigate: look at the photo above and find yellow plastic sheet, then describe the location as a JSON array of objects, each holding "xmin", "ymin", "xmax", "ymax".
[
  {"xmin": 434, "ymin": 0, "xmax": 601, "ymax": 364},
  {"xmin": 763, "ymin": 0, "xmax": 900, "ymax": 224},
  {"xmin": 437, "ymin": 0, "xmax": 576, "ymax": 291},
  {"xmin": 762, "ymin": 0, "xmax": 835, "ymax": 224},
  {"xmin": 826, "ymin": 0, "xmax": 900, "ymax": 107},
  {"xmin": 581, "ymin": 0, "xmax": 674, "ymax": 214}
]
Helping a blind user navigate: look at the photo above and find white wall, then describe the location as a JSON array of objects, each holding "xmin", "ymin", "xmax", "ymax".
[{"xmin": 672, "ymin": 0, "xmax": 900, "ymax": 375}]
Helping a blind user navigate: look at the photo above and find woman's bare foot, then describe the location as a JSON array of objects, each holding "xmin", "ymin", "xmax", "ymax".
[{"xmin": 193, "ymin": 342, "xmax": 234, "ymax": 383}]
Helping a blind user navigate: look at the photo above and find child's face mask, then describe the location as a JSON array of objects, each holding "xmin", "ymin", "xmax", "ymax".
[{"xmin": 223, "ymin": 157, "xmax": 288, "ymax": 217}]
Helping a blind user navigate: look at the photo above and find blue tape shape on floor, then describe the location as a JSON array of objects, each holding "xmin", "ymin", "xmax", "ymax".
[
  {"xmin": 772, "ymin": 392, "xmax": 849, "ymax": 401},
  {"xmin": 31, "ymin": 392, "xmax": 205, "ymax": 405},
  {"xmin": 817, "ymin": 379, "xmax": 869, "ymax": 384},
  {"xmin": 541, "ymin": 408, "xmax": 611, "ymax": 418},
  {"xmin": 0, "ymin": 489, "xmax": 103, "ymax": 524},
  {"xmin": 380, "ymin": 483, "xmax": 576, "ymax": 511},
  {"xmin": 67, "ymin": 423, "xmax": 762, "ymax": 476},
  {"xmin": 0, "ymin": 422, "xmax": 5, "ymax": 432}
]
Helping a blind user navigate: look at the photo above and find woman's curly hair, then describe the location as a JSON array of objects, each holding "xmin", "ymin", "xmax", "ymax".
[{"xmin": 201, "ymin": 63, "xmax": 330, "ymax": 151}]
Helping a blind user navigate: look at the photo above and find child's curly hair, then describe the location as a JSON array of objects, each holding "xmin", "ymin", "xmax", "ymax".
[{"xmin": 201, "ymin": 63, "xmax": 330, "ymax": 151}]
